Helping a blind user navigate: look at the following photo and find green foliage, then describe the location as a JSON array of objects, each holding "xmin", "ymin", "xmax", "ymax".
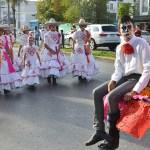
[
  {"xmin": 36, "ymin": 0, "xmax": 50, "ymax": 23},
  {"xmin": 64, "ymin": 6, "xmax": 80, "ymax": 22},
  {"xmin": 36, "ymin": 0, "xmax": 108, "ymax": 24},
  {"xmin": 117, "ymin": 2, "xmax": 134, "ymax": 18},
  {"xmin": 36, "ymin": 0, "xmax": 64, "ymax": 23}
]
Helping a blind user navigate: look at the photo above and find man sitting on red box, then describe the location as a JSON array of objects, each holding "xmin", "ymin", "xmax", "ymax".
[{"xmin": 85, "ymin": 15, "xmax": 150, "ymax": 150}]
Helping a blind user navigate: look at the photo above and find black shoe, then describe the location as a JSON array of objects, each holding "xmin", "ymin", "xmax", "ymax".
[
  {"xmin": 4, "ymin": 89, "xmax": 10, "ymax": 95},
  {"xmin": 98, "ymin": 140, "xmax": 116, "ymax": 150},
  {"xmin": 29, "ymin": 85, "xmax": 35, "ymax": 89},
  {"xmin": 78, "ymin": 76, "xmax": 82, "ymax": 81},
  {"xmin": 52, "ymin": 77, "xmax": 57, "ymax": 85},
  {"xmin": 85, "ymin": 131, "xmax": 112, "ymax": 146},
  {"xmin": 78, "ymin": 76, "xmax": 87, "ymax": 83},
  {"xmin": 47, "ymin": 77, "xmax": 51, "ymax": 84}
]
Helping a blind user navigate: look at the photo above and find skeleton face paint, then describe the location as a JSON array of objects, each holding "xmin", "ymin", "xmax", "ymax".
[{"xmin": 120, "ymin": 22, "xmax": 134, "ymax": 41}]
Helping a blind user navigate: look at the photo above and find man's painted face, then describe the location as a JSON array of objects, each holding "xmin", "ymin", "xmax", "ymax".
[{"xmin": 120, "ymin": 22, "xmax": 134, "ymax": 41}]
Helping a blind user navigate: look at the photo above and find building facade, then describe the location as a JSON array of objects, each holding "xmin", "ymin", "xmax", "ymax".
[
  {"xmin": 16, "ymin": 0, "xmax": 37, "ymax": 30},
  {"xmin": 134, "ymin": 0, "xmax": 150, "ymax": 31},
  {"xmin": 0, "ymin": 0, "xmax": 37, "ymax": 30}
]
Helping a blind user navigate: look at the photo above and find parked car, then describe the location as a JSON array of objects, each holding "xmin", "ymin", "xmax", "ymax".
[
  {"xmin": 64, "ymin": 31, "xmax": 74, "ymax": 47},
  {"xmin": 141, "ymin": 30, "xmax": 150, "ymax": 44},
  {"xmin": 64, "ymin": 24, "xmax": 120, "ymax": 50},
  {"xmin": 86, "ymin": 24, "xmax": 120, "ymax": 50}
]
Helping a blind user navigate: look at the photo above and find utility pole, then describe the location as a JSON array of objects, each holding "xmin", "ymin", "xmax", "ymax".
[
  {"xmin": 18, "ymin": 0, "xmax": 21, "ymax": 29},
  {"xmin": 0, "ymin": 0, "xmax": 4, "ymax": 24},
  {"xmin": 7, "ymin": 0, "xmax": 10, "ymax": 27},
  {"xmin": 0, "ymin": 0, "xmax": 1, "ymax": 22},
  {"xmin": 116, "ymin": 0, "xmax": 119, "ymax": 22}
]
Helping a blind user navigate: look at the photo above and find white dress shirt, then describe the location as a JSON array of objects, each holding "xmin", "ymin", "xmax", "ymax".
[{"xmin": 111, "ymin": 35, "xmax": 150, "ymax": 93}]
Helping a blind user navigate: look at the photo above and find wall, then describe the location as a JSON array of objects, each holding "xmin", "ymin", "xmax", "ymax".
[{"xmin": 16, "ymin": 0, "xmax": 37, "ymax": 30}]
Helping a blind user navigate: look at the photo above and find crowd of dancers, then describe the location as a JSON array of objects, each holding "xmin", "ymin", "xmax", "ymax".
[{"xmin": 0, "ymin": 18, "xmax": 98, "ymax": 94}]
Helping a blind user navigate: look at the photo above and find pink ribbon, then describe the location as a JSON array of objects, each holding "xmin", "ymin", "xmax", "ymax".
[
  {"xmin": 4, "ymin": 35, "xmax": 9, "ymax": 50},
  {"xmin": 55, "ymin": 46, "xmax": 63, "ymax": 71},
  {"xmin": 3, "ymin": 50, "xmax": 15, "ymax": 73}
]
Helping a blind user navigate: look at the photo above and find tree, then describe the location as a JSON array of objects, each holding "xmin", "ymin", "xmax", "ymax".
[
  {"xmin": 63, "ymin": 5, "xmax": 80, "ymax": 22},
  {"xmin": 36, "ymin": 0, "xmax": 108, "ymax": 24},
  {"xmin": 36, "ymin": 0, "xmax": 64, "ymax": 23},
  {"xmin": 117, "ymin": 2, "xmax": 134, "ymax": 19},
  {"xmin": 36, "ymin": 0, "xmax": 50, "ymax": 23},
  {"xmin": 51, "ymin": 0, "xmax": 64, "ymax": 21},
  {"xmin": 80, "ymin": 0, "xmax": 108, "ymax": 23}
]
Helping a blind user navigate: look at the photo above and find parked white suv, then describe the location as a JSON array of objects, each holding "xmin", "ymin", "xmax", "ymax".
[
  {"xmin": 141, "ymin": 30, "xmax": 150, "ymax": 44},
  {"xmin": 64, "ymin": 31, "xmax": 74, "ymax": 47},
  {"xmin": 86, "ymin": 24, "xmax": 120, "ymax": 50}
]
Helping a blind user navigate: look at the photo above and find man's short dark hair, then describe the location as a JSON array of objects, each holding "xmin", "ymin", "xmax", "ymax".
[{"xmin": 118, "ymin": 15, "xmax": 134, "ymax": 26}]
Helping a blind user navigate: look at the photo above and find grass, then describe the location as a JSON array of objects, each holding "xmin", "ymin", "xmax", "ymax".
[
  {"xmin": 14, "ymin": 42, "xmax": 20, "ymax": 48},
  {"xmin": 62, "ymin": 48, "xmax": 116, "ymax": 59}
]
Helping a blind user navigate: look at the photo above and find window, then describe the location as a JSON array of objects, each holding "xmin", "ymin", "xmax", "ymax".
[
  {"xmin": 140, "ymin": 0, "xmax": 149, "ymax": 15},
  {"xmin": 142, "ymin": 31, "xmax": 150, "ymax": 35},
  {"xmin": 92, "ymin": 27, "xmax": 99, "ymax": 32},
  {"xmin": 102, "ymin": 26, "xmax": 118, "ymax": 32}
]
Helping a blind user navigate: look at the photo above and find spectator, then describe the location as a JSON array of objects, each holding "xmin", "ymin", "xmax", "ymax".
[
  {"xmin": 60, "ymin": 30, "xmax": 65, "ymax": 48},
  {"xmin": 71, "ymin": 24, "xmax": 77, "ymax": 33},
  {"xmin": 135, "ymin": 25, "xmax": 141, "ymax": 37},
  {"xmin": 34, "ymin": 26, "xmax": 40, "ymax": 46}
]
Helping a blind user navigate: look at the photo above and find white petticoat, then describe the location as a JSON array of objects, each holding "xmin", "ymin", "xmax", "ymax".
[
  {"xmin": 13, "ymin": 54, "xmax": 24, "ymax": 72},
  {"xmin": 40, "ymin": 48, "xmax": 69, "ymax": 78},
  {"xmin": 21, "ymin": 67, "xmax": 40, "ymax": 86},
  {"xmin": 0, "ymin": 61, "xmax": 22, "ymax": 91},
  {"xmin": 70, "ymin": 52, "xmax": 98, "ymax": 80}
]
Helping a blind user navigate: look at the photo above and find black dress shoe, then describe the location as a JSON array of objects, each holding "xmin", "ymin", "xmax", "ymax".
[
  {"xmin": 98, "ymin": 140, "xmax": 118, "ymax": 150},
  {"xmin": 47, "ymin": 77, "xmax": 51, "ymax": 84},
  {"xmin": 85, "ymin": 131, "xmax": 111, "ymax": 146},
  {"xmin": 78, "ymin": 76, "xmax": 82, "ymax": 81},
  {"xmin": 52, "ymin": 77, "xmax": 57, "ymax": 85},
  {"xmin": 4, "ymin": 89, "xmax": 10, "ymax": 95}
]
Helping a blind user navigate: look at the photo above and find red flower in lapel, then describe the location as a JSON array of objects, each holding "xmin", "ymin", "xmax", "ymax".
[{"xmin": 121, "ymin": 43, "xmax": 134, "ymax": 54}]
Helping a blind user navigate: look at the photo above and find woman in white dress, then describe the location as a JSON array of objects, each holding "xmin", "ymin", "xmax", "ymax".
[
  {"xmin": 21, "ymin": 36, "xmax": 41, "ymax": 87},
  {"xmin": 40, "ymin": 18, "xmax": 69, "ymax": 85},
  {"xmin": 14, "ymin": 25, "xmax": 30, "ymax": 72},
  {"xmin": 3, "ymin": 27, "xmax": 15, "ymax": 63},
  {"xmin": 0, "ymin": 25, "xmax": 22, "ymax": 94},
  {"xmin": 71, "ymin": 18, "xmax": 98, "ymax": 81}
]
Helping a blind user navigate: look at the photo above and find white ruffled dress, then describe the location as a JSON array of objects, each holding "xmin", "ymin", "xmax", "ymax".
[
  {"xmin": 21, "ymin": 45, "xmax": 40, "ymax": 86},
  {"xmin": 13, "ymin": 33, "xmax": 28, "ymax": 72},
  {"xmin": 0, "ymin": 48, "xmax": 22, "ymax": 91},
  {"xmin": 70, "ymin": 29, "xmax": 98, "ymax": 80},
  {"xmin": 40, "ymin": 31, "xmax": 69, "ymax": 78}
]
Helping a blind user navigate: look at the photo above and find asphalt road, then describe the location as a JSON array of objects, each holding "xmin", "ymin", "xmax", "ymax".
[{"xmin": 0, "ymin": 59, "xmax": 149, "ymax": 150}]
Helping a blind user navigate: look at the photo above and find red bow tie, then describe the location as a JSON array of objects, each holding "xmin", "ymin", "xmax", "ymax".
[{"xmin": 121, "ymin": 43, "xmax": 134, "ymax": 54}]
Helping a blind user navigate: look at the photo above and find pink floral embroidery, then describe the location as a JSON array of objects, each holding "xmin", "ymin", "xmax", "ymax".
[
  {"xmin": 27, "ymin": 47, "xmax": 36, "ymax": 56},
  {"xmin": 51, "ymin": 34, "xmax": 58, "ymax": 41}
]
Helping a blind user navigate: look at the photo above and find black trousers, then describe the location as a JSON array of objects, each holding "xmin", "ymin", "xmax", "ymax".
[{"xmin": 93, "ymin": 73, "xmax": 141, "ymax": 130}]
